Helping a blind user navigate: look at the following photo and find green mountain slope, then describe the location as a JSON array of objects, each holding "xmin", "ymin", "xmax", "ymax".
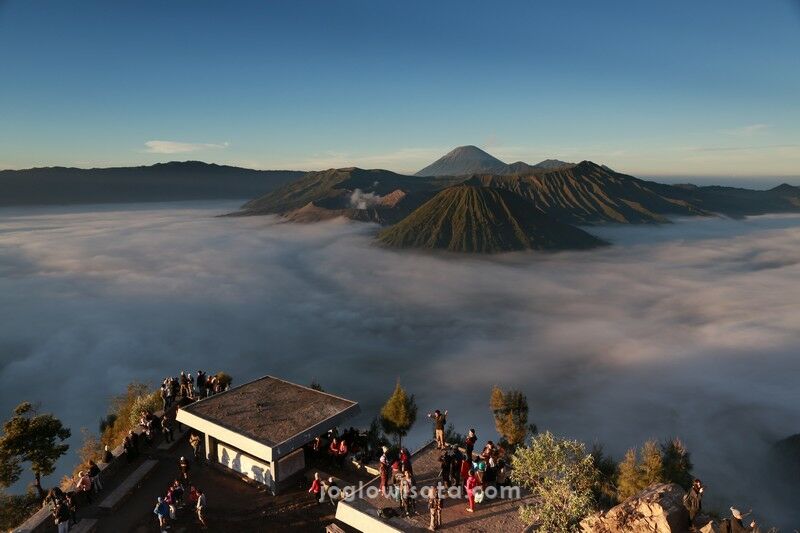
[
  {"xmin": 236, "ymin": 167, "xmax": 460, "ymax": 219},
  {"xmin": 377, "ymin": 185, "xmax": 607, "ymax": 253},
  {"xmin": 465, "ymin": 161, "xmax": 708, "ymax": 224}
]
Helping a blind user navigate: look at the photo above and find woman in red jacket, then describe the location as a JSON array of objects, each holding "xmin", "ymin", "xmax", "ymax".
[
  {"xmin": 465, "ymin": 470, "xmax": 478, "ymax": 513},
  {"xmin": 308, "ymin": 472, "xmax": 321, "ymax": 503}
]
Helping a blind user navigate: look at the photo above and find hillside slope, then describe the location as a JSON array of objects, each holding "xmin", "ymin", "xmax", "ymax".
[
  {"xmin": 0, "ymin": 161, "xmax": 304, "ymax": 206},
  {"xmin": 237, "ymin": 167, "xmax": 460, "ymax": 221},
  {"xmin": 465, "ymin": 161, "xmax": 708, "ymax": 224},
  {"xmin": 377, "ymin": 185, "xmax": 606, "ymax": 253}
]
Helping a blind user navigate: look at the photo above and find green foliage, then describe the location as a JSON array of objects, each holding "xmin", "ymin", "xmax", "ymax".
[
  {"xmin": 590, "ymin": 444, "xmax": 618, "ymax": 508},
  {"xmin": 615, "ymin": 438, "xmax": 692, "ymax": 500},
  {"xmin": 0, "ymin": 488, "xmax": 40, "ymax": 531},
  {"xmin": 511, "ymin": 431, "xmax": 599, "ymax": 532},
  {"xmin": 101, "ymin": 382, "xmax": 155, "ymax": 449},
  {"xmin": 379, "ymin": 381, "xmax": 417, "ymax": 446},
  {"xmin": 661, "ymin": 437, "xmax": 693, "ymax": 489},
  {"xmin": 640, "ymin": 440, "xmax": 664, "ymax": 487},
  {"xmin": 127, "ymin": 391, "xmax": 161, "ymax": 427},
  {"xmin": 0, "ymin": 402, "xmax": 71, "ymax": 495},
  {"xmin": 490, "ymin": 386, "xmax": 529, "ymax": 447},
  {"xmin": 444, "ymin": 423, "xmax": 464, "ymax": 445},
  {"xmin": 309, "ymin": 379, "xmax": 324, "ymax": 392},
  {"xmin": 98, "ymin": 413, "xmax": 117, "ymax": 435},
  {"xmin": 616, "ymin": 448, "xmax": 641, "ymax": 500}
]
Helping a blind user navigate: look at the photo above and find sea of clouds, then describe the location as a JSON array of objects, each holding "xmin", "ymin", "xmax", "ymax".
[{"xmin": 0, "ymin": 201, "xmax": 799, "ymax": 526}]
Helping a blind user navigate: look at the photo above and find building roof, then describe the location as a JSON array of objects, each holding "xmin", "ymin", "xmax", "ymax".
[{"xmin": 180, "ymin": 375, "xmax": 358, "ymax": 449}]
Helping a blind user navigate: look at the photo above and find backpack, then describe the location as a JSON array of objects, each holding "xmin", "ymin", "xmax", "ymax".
[{"xmin": 378, "ymin": 507, "xmax": 398, "ymax": 519}]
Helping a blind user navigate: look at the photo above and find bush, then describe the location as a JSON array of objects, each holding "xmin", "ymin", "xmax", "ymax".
[
  {"xmin": 511, "ymin": 431, "xmax": 599, "ymax": 532},
  {"xmin": 0, "ymin": 489, "xmax": 40, "ymax": 531},
  {"xmin": 590, "ymin": 444, "xmax": 618, "ymax": 508},
  {"xmin": 100, "ymin": 382, "xmax": 157, "ymax": 449},
  {"xmin": 490, "ymin": 386, "xmax": 529, "ymax": 448},
  {"xmin": 616, "ymin": 438, "xmax": 693, "ymax": 500}
]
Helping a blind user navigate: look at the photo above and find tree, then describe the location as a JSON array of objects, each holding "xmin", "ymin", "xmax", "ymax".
[
  {"xmin": 590, "ymin": 444, "xmax": 618, "ymax": 508},
  {"xmin": 640, "ymin": 440, "xmax": 664, "ymax": 487},
  {"xmin": 614, "ymin": 439, "xmax": 670, "ymax": 500},
  {"xmin": 661, "ymin": 437, "xmax": 693, "ymax": 489},
  {"xmin": 616, "ymin": 448, "xmax": 641, "ymax": 500},
  {"xmin": 511, "ymin": 431, "xmax": 599, "ymax": 532},
  {"xmin": 0, "ymin": 403, "xmax": 71, "ymax": 499},
  {"xmin": 490, "ymin": 386, "xmax": 529, "ymax": 448},
  {"xmin": 380, "ymin": 381, "xmax": 417, "ymax": 447}
]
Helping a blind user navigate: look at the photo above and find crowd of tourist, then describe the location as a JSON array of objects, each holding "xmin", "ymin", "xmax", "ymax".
[
  {"xmin": 43, "ymin": 458, "xmax": 105, "ymax": 532},
  {"xmin": 151, "ymin": 468, "xmax": 206, "ymax": 531},
  {"xmin": 160, "ymin": 370, "xmax": 227, "ymax": 410},
  {"xmin": 304, "ymin": 406, "xmax": 516, "ymax": 531}
]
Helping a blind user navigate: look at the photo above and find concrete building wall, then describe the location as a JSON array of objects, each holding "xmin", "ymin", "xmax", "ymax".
[{"xmin": 216, "ymin": 442, "xmax": 273, "ymax": 487}]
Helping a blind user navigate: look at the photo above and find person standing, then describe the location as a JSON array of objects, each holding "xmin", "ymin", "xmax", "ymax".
[
  {"xmin": 379, "ymin": 446, "xmax": 390, "ymax": 497},
  {"xmin": 179, "ymin": 456, "xmax": 190, "ymax": 482},
  {"xmin": 465, "ymin": 470, "xmax": 478, "ymax": 513},
  {"xmin": 308, "ymin": 472, "xmax": 322, "ymax": 503},
  {"xmin": 189, "ymin": 432, "xmax": 201, "ymax": 459},
  {"xmin": 428, "ymin": 485, "xmax": 442, "ymax": 531},
  {"xmin": 88, "ymin": 460, "xmax": 103, "ymax": 493},
  {"xmin": 76, "ymin": 470, "xmax": 93, "ymax": 504},
  {"xmin": 53, "ymin": 498, "xmax": 70, "ymax": 533},
  {"xmin": 153, "ymin": 496, "xmax": 170, "ymax": 530},
  {"xmin": 427, "ymin": 409, "xmax": 448, "ymax": 449},
  {"xmin": 162, "ymin": 415, "xmax": 174, "ymax": 444},
  {"xmin": 196, "ymin": 488, "xmax": 207, "ymax": 528},
  {"xmin": 465, "ymin": 429, "xmax": 477, "ymax": 460},
  {"xmin": 400, "ymin": 469, "xmax": 414, "ymax": 517},
  {"xmin": 683, "ymin": 479, "xmax": 703, "ymax": 528}
]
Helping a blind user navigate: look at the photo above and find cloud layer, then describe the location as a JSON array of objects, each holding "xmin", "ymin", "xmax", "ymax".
[
  {"xmin": 0, "ymin": 204, "xmax": 799, "ymax": 525},
  {"xmin": 144, "ymin": 140, "xmax": 229, "ymax": 154}
]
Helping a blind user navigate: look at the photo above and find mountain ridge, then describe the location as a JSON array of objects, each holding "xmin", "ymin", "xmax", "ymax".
[{"xmin": 0, "ymin": 161, "xmax": 305, "ymax": 206}]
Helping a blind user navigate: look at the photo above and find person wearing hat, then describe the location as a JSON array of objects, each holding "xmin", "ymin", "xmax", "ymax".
[
  {"xmin": 730, "ymin": 507, "xmax": 758, "ymax": 533},
  {"xmin": 683, "ymin": 478, "xmax": 703, "ymax": 528}
]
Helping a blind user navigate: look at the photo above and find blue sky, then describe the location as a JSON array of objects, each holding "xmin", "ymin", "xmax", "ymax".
[{"xmin": 1, "ymin": 0, "xmax": 799, "ymax": 178}]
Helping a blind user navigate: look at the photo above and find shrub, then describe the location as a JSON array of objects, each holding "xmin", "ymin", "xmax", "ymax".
[
  {"xmin": 379, "ymin": 381, "xmax": 417, "ymax": 447},
  {"xmin": 0, "ymin": 489, "xmax": 40, "ymax": 531},
  {"xmin": 490, "ymin": 386, "xmax": 529, "ymax": 448},
  {"xmin": 615, "ymin": 438, "xmax": 693, "ymax": 500},
  {"xmin": 100, "ymin": 382, "xmax": 156, "ymax": 449},
  {"xmin": 511, "ymin": 431, "xmax": 599, "ymax": 532},
  {"xmin": 661, "ymin": 437, "xmax": 693, "ymax": 489}
]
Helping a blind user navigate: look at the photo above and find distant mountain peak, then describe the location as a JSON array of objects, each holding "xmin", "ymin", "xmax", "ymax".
[{"xmin": 415, "ymin": 145, "xmax": 508, "ymax": 176}]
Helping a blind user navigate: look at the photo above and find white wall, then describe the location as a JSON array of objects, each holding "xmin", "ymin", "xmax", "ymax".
[{"xmin": 217, "ymin": 442, "xmax": 273, "ymax": 487}]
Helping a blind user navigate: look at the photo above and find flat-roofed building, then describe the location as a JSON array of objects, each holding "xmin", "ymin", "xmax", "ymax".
[{"xmin": 176, "ymin": 375, "xmax": 360, "ymax": 494}]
